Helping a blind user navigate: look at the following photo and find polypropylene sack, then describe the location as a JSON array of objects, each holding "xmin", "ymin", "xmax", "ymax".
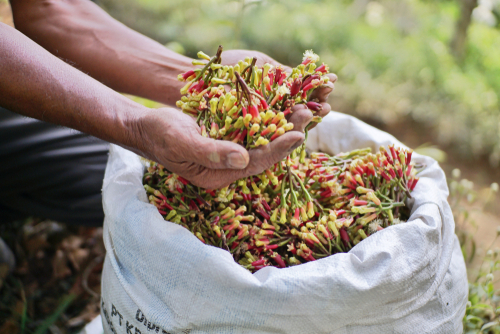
[{"xmin": 100, "ymin": 112, "xmax": 468, "ymax": 334}]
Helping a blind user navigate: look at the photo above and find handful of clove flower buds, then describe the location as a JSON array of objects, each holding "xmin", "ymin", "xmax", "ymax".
[
  {"xmin": 175, "ymin": 46, "xmax": 327, "ymax": 147},
  {"xmin": 143, "ymin": 47, "xmax": 419, "ymax": 272}
]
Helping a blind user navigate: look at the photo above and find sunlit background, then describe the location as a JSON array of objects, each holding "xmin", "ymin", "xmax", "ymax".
[
  {"xmin": 99, "ymin": 0, "xmax": 500, "ymax": 166},
  {"xmin": 1, "ymin": 0, "xmax": 500, "ymax": 332}
]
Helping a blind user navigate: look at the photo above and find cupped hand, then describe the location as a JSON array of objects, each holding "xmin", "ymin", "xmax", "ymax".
[
  {"xmin": 131, "ymin": 107, "xmax": 307, "ymax": 189},
  {"xmin": 221, "ymin": 49, "xmax": 337, "ymax": 133},
  {"xmin": 288, "ymin": 72, "xmax": 338, "ymax": 132}
]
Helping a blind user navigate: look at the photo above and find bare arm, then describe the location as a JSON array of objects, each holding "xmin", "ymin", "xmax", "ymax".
[
  {"xmin": 4, "ymin": 0, "xmax": 335, "ymax": 188},
  {"xmin": 0, "ymin": 22, "xmax": 146, "ymax": 149},
  {"xmin": 9, "ymin": 0, "xmax": 191, "ymax": 106},
  {"xmin": 0, "ymin": 23, "xmax": 304, "ymax": 189},
  {"xmin": 8, "ymin": 0, "xmax": 337, "ymax": 127}
]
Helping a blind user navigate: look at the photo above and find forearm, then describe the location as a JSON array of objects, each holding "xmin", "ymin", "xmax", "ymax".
[
  {"xmin": 9, "ymin": 0, "xmax": 192, "ymax": 106},
  {"xmin": 0, "ymin": 23, "xmax": 147, "ymax": 152}
]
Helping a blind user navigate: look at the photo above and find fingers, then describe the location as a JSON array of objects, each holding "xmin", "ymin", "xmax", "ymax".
[
  {"xmin": 317, "ymin": 102, "xmax": 331, "ymax": 118},
  {"xmin": 144, "ymin": 108, "xmax": 250, "ymax": 171},
  {"xmin": 165, "ymin": 109, "xmax": 250, "ymax": 170},
  {"xmin": 287, "ymin": 72, "xmax": 337, "ymax": 132},
  {"xmin": 304, "ymin": 73, "xmax": 337, "ymax": 130},
  {"xmin": 327, "ymin": 73, "xmax": 338, "ymax": 84},
  {"xmin": 189, "ymin": 134, "xmax": 250, "ymax": 170},
  {"xmin": 305, "ymin": 102, "xmax": 331, "ymax": 131},
  {"xmin": 309, "ymin": 81, "xmax": 334, "ymax": 103},
  {"xmin": 185, "ymin": 131, "xmax": 305, "ymax": 189},
  {"xmin": 245, "ymin": 131, "xmax": 304, "ymax": 175},
  {"xmin": 287, "ymin": 104, "xmax": 313, "ymax": 133},
  {"xmin": 309, "ymin": 73, "xmax": 337, "ymax": 102}
]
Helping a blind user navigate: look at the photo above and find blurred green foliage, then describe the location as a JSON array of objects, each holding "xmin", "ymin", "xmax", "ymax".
[
  {"xmin": 99, "ymin": 0, "xmax": 500, "ymax": 165},
  {"xmin": 450, "ymin": 170, "xmax": 500, "ymax": 333}
]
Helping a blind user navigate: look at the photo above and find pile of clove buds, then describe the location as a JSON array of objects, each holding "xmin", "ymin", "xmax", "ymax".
[{"xmin": 143, "ymin": 47, "xmax": 419, "ymax": 272}]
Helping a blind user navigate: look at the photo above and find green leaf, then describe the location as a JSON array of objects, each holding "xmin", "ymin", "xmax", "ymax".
[
  {"xmin": 466, "ymin": 314, "xmax": 485, "ymax": 326},
  {"xmin": 470, "ymin": 293, "xmax": 480, "ymax": 305},
  {"xmin": 468, "ymin": 303, "xmax": 494, "ymax": 312},
  {"xmin": 414, "ymin": 144, "xmax": 447, "ymax": 163},
  {"xmin": 33, "ymin": 294, "xmax": 76, "ymax": 334},
  {"xmin": 470, "ymin": 240, "xmax": 477, "ymax": 263},
  {"xmin": 485, "ymin": 281, "xmax": 495, "ymax": 297},
  {"xmin": 481, "ymin": 321, "xmax": 499, "ymax": 330},
  {"xmin": 464, "ymin": 330, "xmax": 481, "ymax": 334},
  {"xmin": 478, "ymin": 284, "xmax": 488, "ymax": 298}
]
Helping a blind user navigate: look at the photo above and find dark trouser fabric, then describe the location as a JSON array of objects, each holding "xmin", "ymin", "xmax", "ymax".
[{"xmin": 0, "ymin": 107, "xmax": 109, "ymax": 226}]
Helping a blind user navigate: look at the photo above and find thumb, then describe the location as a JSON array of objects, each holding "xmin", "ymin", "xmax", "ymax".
[
  {"xmin": 244, "ymin": 131, "xmax": 305, "ymax": 175},
  {"xmin": 188, "ymin": 134, "xmax": 250, "ymax": 170},
  {"xmin": 287, "ymin": 104, "xmax": 313, "ymax": 133},
  {"xmin": 186, "ymin": 131, "xmax": 305, "ymax": 190}
]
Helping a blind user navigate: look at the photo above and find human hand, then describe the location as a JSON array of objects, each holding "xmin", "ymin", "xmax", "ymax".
[
  {"xmin": 131, "ymin": 107, "xmax": 305, "ymax": 189},
  {"xmin": 287, "ymin": 72, "xmax": 337, "ymax": 132},
  {"xmin": 221, "ymin": 50, "xmax": 337, "ymax": 133}
]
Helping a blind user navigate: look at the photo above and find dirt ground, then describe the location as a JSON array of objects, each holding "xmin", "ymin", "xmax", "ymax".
[
  {"xmin": 463, "ymin": 211, "xmax": 500, "ymax": 282},
  {"xmin": 0, "ymin": 221, "xmax": 103, "ymax": 333}
]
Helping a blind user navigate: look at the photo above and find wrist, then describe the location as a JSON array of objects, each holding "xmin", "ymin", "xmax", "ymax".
[
  {"xmin": 114, "ymin": 99, "xmax": 154, "ymax": 157},
  {"xmin": 137, "ymin": 53, "xmax": 194, "ymax": 106}
]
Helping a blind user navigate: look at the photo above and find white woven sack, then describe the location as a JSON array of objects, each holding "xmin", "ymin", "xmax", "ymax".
[{"xmin": 100, "ymin": 112, "xmax": 468, "ymax": 334}]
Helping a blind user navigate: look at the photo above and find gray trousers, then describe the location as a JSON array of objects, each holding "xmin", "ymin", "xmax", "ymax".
[{"xmin": 0, "ymin": 107, "xmax": 109, "ymax": 226}]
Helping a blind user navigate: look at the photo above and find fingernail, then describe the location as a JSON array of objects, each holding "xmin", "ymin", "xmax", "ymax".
[
  {"xmin": 227, "ymin": 152, "xmax": 247, "ymax": 169},
  {"xmin": 208, "ymin": 152, "xmax": 221, "ymax": 163}
]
